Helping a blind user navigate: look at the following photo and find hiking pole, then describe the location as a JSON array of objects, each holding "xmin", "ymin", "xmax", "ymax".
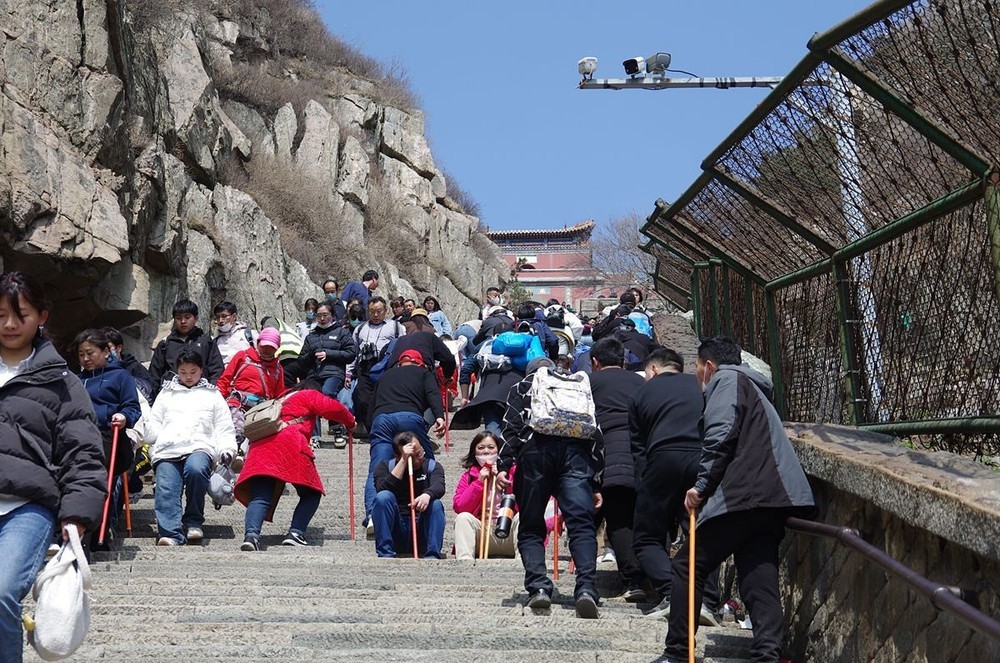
[
  {"xmin": 478, "ymin": 463, "xmax": 491, "ymax": 559},
  {"xmin": 348, "ymin": 430, "xmax": 355, "ymax": 540},
  {"xmin": 688, "ymin": 507, "xmax": 697, "ymax": 663},
  {"xmin": 552, "ymin": 498, "xmax": 560, "ymax": 581},
  {"xmin": 441, "ymin": 385, "xmax": 451, "ymax": 452},
  {"xmin": 122, "ymin": 472, "xmax": 132, "ymax": 535},
  {"xmin": 484, "ymin": 472, "xmax": 498, "ymax": 559},
  {"xmin": 407, "ymin": 456, "xmax": 419, "ymax": 559},
  {"xmin": 98, "ymin": 426, "xmax": 121, "ymax": 545}
]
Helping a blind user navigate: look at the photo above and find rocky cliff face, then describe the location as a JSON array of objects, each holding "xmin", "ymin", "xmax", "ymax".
[{"xmin": 0, "ymin": 0, "xmax": 507, "ymax": 354}]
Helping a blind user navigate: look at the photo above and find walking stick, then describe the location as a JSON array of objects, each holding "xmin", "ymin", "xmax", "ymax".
[
  {"xmin": 688, "ymin": 507, "xmax": 697, "ymax": 663},
  {"xmin": 478, "ymin": 463, "xmax": 491, "ymax": 559},
  {"xmin": 348, "ymin": 430, "xmax": 355, "ymax": 540},
  {"xmin": 407, "ymin": 456, "xmax": 418, "ymax": 559},
  {"xmin": 483, "ymin": 473, "xmax": 498, "ymax": 559},
  {"xmin": 441, "ymin": 385, "xmax": 451, "ymax": 452},
  {"xmin": 98, "ymin": 426, "xmax": 121, "ymax": 545},
  {"xmin": 552, "ymin": 498, "xmax": 560, "ymax": 581},
  {"xmin": 122, "ymin": 472, "xmax": 132, "ymax": 535}
]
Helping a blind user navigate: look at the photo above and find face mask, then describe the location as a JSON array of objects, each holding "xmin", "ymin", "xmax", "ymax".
[
  {"xmin": 306, "ymin": 311, "xmax": 316, "ymax": 321},
  {"xmin": 217, "ymin": 323, "xmax": 233, "ymax": 334},
  {"xmin": 325, "ymin": 292, "xmax": 338, "ymax": 301},
  {"xmin": 108, "ymin": 349, "xmax": 118, "ymax": 362},
  {"xmin": 349, "ymin": 319, "xmax": 362, "ymax": 328},
  {"xmin": 487, "ymin": 296, "xmax": 500, "ymax": 306},
  {"xmin": 476, "ymin": 454, "xmax": 497, "ymax": 467}
]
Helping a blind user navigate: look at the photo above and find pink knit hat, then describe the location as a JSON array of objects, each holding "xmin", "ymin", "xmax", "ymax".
[{"xmin": 257, "ymin": 327, "xmax": 281, "ymax": 349}]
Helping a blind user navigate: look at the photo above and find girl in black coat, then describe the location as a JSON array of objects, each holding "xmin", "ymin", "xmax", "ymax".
[{"xmin": 0, "ymin": 272, "xmax": 105, "ymax": 660}]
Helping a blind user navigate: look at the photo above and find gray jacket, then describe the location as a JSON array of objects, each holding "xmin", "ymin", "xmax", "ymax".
[{"xmin": 695, "ymin": 364, "xmax": 814, "ymax": 524}]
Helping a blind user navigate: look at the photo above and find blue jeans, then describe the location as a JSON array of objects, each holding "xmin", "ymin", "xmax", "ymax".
[
  {"xmin": 513, "ymin": 439, "xmax": 598, "ymax": 600},
  {"xmin": 371, "ymin": 491, "xmax": 444, "ymax": 558},
  {"xmin": 364, "ymin": 412, "xmax": 435, "ymax": 520},
  {"xmin": 0, "ymin": 503, "xmax": 56, "ymax": 662},
  {"xmin": 314, "ymin": 375, "xmax": 346, "ymax": 436},
  {"xmin": 244, "ymin": 476, "xmax": 322, "ymax": 539},
  {"xmin": 481, "ymin": 403, "xmax": 504, "ymax": 438},
  {"xmin": 154, "ymin": 451, "xmax": 212, "ymax": 543}
]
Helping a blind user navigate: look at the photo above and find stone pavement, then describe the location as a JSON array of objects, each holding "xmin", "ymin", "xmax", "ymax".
[{"xmin": 24, "ymin": 429, "xmax": 753, "ymax": 662}]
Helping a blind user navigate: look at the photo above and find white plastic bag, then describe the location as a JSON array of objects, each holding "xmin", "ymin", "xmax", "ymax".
[{"xmin": 26, "ymin": 524, "xmax": 91, "ymax": 660}]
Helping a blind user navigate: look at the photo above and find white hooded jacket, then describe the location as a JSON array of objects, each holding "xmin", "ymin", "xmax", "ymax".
[{"xmin": 146, "ymin": 377, "xmax": 237, "ymax": 464}]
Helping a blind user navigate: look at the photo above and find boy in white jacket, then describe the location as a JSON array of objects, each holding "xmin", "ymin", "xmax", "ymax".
[{"xmin": 146, "ymin": 350, "xmax": 237, "ymax": 545}]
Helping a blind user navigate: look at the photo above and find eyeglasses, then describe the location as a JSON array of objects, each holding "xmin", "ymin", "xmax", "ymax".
[{"xmin": 316, "ymin": 312, "xmax": 333, "ymax": 320}]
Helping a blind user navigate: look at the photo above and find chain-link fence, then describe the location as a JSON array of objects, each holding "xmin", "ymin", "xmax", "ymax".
[{"xmin": 642, "ymin": 0, "xmax": 1000, "ymax": 459}]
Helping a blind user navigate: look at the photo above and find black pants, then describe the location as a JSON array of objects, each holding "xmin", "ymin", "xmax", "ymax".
[
  {"xmin": 664, "ymin": 509, "xmax": 789, "ymax": 662},
  {"xmin": 600, "ymin": 485, "xmax": 644, "ymax": 588},
  {"xmin": 633, "ymin": 446, "xmax": 719, "ymax": 605}
]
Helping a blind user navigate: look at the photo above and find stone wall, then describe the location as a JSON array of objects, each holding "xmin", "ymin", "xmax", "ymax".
[{"xmin": 781, "ymin": 424, "xmax": 1000, "ymax": 661}]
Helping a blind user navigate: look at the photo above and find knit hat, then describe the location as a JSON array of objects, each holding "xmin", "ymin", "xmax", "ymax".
[
  {"xmin": 257, "ymin": 327, "xmax": 281, "ymax": 349},
  {"xmin": 398, "ymin": 349, "xmax": 425, "ymax": 366}
]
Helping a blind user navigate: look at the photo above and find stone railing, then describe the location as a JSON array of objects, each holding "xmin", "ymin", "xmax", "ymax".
[{"xmin": 780, "ymin": 424, "xmax": 1000, "ymax": 661}]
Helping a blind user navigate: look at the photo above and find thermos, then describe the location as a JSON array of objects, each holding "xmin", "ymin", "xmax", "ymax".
[{"xmin": 494, "ymin": 493, "xmax": 516, "ymax": 539}]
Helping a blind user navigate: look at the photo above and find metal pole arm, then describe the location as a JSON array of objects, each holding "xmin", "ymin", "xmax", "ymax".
[{"xmin": 579, "ymin": 76, "xmax": 784, "ymax": 90}]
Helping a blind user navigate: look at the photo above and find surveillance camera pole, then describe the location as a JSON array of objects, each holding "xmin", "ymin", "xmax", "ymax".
[{"xmin": 578, "ymin": 76, "xmax": 784, "ymax": 90}]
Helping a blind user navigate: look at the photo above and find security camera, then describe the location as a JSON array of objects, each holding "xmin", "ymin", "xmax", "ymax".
[
  {"xmin": 646, "ymin": 52, "xmax": 672, "ymax": 76},
  {"xmin": 623, "ymin": 56, "xmax": 645, "ymax": 77},
  {"xmin": 578, "ymin": 56, "xmax": 598, "ymax": 79}
]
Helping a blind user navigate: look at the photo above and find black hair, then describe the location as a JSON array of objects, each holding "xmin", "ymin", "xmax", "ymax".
[
  {"xmin": 362, "ymin": 270, "xmax": 379, "ymax": 282},
  {"xmin": 392, "ymin": 431, "xmax": 421, "ymax": 457},
  {"xmin": 487, "ymin": 286, "xmax": 501, "ymax": 295},
  {"xmin": 347, "ymin": 303, "xmax": 364, "ymax": 321},
  {"xmin": 423, "ymin": 295, "xmax": 441, "ymax": 311},
  {"xmin": 697, "ymin": 336, "xmax": 742, "ymax": 366},
  {"xmin": 287, "ymin": 377, "xmax": 324, "ymax": 394},
  {"xmin": 546, "ymin": 298, "xmax": 560, "ymax": 307},
  {"xmin": 645, "ymin": 347, "xmax": 685, "ymax": 372},
  {"xmin": 0, "ymin": 271, "xmax": 49, "ymax": 323},
  {"xmin": 74, "ymin": 328, "xmax": 110, "ymax": 352},
  {"xmin": 591, "ymin": 337, "xmax": 625, "ymax": 368},
  {"xmin": 619, "ymin": 292, "xmax": 637, "ymax": 308},
  {"xmin": 461, "ymin": 431, "xmax": 501, "ymax": 469},
  {"xmin": 390, "ymin": 296, "xmax": 405, "ymax": 308},
  {"xmin": 304, "ymin": 298, "xmax": 319, "ymax": 310},
  {"xmin": 316, "ymin": 301, "xmax": 336, "ymax": 316},
  {"xmin": 172, "ymin": 299, "xmax": 199, "ymax": 318},
  {"xmin": 403, "ymin": 298, "xmax": 416, "ymax": 306},
  {"xmin": 369, "ymin": 296, "xmax": 387, "ymax": 309},
  {"xmin": 213, "ymin": 301, "xmax": 237, "ymax": 315},
  {"xmin": 516, "ymin": 303, "xmax": 535, "ymax": 321},
  {"xmin": 175, "ymin": 349, "xmax": 204, "ymax": 369},
  {"xmin": 102, "ymin": 327, "xmax": 125, "ymax": 348},
  {"xmin": 628, "ymin": 287, "xmax": 644, "ymax": 303},
  {"xmin": 322, "ymin": 279, "xmax": 338, "ymax": 291}
]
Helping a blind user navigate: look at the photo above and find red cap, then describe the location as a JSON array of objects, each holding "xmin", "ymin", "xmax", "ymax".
[{"xmin": 398, "ymin": 349, "xmax": 425, "ymax": 366}]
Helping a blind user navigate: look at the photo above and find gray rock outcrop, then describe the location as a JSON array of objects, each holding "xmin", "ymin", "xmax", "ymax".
[{"xmin": 0, "ymin": 0, "xmax": 507, "ymax": 355}]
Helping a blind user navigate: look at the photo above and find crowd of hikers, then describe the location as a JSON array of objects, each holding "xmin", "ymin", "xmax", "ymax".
[{"xmin": 0, "ymin": 268, "xmax": 813, "ymax": 663}]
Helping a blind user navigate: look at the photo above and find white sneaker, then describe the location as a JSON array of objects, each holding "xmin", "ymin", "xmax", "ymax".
[
  {"xmin": 699, "ymin": 605, "xmax": 724, "ymax": 627},
  {"xmin": 186, "ymin": 527, "xmax": 204, "ymax": 542},
  {"xmin": 157, "ymin": 536, "xmax": 182, "ymax": 546},
  {"xmin": 364, "ymin": 516, "xmax": 375, "ymax": 537}
]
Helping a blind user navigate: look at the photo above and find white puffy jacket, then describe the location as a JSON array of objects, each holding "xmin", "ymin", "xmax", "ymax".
[{"xmin": 146, "ymin": 378, "xmax": 237, "ymax": 465}]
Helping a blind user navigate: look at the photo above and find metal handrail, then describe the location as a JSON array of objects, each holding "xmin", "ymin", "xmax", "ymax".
[{"xmin": 786, "ymin": 517, "xmax": 1000, "ymax": 642}]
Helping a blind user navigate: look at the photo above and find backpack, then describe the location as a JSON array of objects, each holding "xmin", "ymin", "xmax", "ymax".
[
  {"xmin": 528, "ymin": 367, "xmax": 597, "ymax": 440},
  {"xmin": 493, "ymin": 330, "xmax": 544, "ymax": 371},
  {"xmin": 243, "ymin": 395, "xmax": 306, "ymax": 442},
  {"xmin": 368, "ymin": 337, "xmax": 399, "ymax": 384},
  {"xmin": 627, "ymin": 311, "xmax": 654, "ymax": 339},
  {"xmin": 476, "ymin": 337, "xmax": 512, "ymax": 374}
]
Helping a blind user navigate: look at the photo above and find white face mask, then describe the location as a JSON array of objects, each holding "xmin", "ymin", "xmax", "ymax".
[
  {"xmin": 487, "ymin": 296, "xmax": 500, "ymax": 306},
  {"xmin": 476, "ymin": 454, "xmax": 498, "ymax": 467},
  {"xmin": 218, "ymin": 323, "xmax": 233, "ymax": 334}
]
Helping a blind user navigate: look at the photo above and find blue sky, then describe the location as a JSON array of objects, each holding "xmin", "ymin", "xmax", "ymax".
[{"xmin": 317, "ymin": 1, "xmax": 873, "ymax": 231}]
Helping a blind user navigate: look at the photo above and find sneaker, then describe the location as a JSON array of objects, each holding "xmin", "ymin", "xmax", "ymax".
[
  {"xmin": 699, "ymin": 604, "xmax": 724, "ymax": 627},
  {"xmin": 622, "ymin": 586, "xmax": 647, "ymax": 603},
  {"xmin": 185, "ymin": 527, "xmax": 204, "ymax": 542},
  {"xmin": 598, "ymin": 548, "xmax": 617, "ymax": 564},
  {"xmin": 364, "ymin": 516, "xmax": 375, "ymax": 537},
  {"xmin": 644, "ymin": 597, "xmax": 671, "ymax": 619},
  {"xmin": 240, "ymin": 536, "xmax": 259, "ymax": 552},
  {"xmin": 575, "ymin": 592, "xmax": 599, "ymax": 619},
  {"xmin": 526, "ymin": 589, "xmax": 551, "ymax": 610},
  {"xmin": 156, "ymin": 537, "xmax": 181, "ymax": 546},
  {"xmin": 282, "ymin": 530, "xmax": 308, "ymax": 546}
]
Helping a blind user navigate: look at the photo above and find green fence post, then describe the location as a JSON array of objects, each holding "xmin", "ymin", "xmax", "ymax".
[
  {"xmin": 765, "ymin": 287, "xmax": 786, "ymax": 418},
  {"xmin": 744, "ymin": 277, "xmax": 756, "ymax": 355},
  {"xmin": 717, "ymin": 260, "xmax": 733, "ymax": 337},
  {"xmin": 707, "ymin": 261, "xmax": 720, "ymax": 335},
  {"xmin": 691, "ymin": 264, "xmax": 703, "ymax": 337},
  {"xmin": 833, "ymin": 260, "xmax": 866, "ymax": 425},
  {"xmin": 985, "ymin": 172, "xmax": 1000, "ymax": 304}
]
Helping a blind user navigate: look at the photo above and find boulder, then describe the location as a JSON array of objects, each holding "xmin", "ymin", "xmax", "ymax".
[
  {"xmin": 379, "ymin": 107, "xmax": 436, "ymax": 177},
  {"xmin": 295, "ymin": 100, "xmax": 339, "ymax": 182},
  {"xmin": 378, "ymin": 154, "xmax": 433, "ymax": 208},
  {"xmin": 336, "ymin": 135, "xmax": 369, "ymax": 206},
  {"xmin": 273, "ymin": 103, "xmax": 297, "ymax": 161}
]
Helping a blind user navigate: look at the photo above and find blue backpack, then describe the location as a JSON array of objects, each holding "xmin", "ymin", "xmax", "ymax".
[
  {"xmin": 628, "ymin": 311, "xmax": 653, "ymax": 339},
  {"xmin": 492, "ymin": 331, "xmax": 544, "ymax": 371},
  {"xmin": 368, "ymin": 338, "xmax": 398, "ymax": 384}
]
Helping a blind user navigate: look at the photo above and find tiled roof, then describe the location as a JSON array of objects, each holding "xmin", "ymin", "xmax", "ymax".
[{"xmin": 486, "ymin": 220, "xmax": 595, "ymax": 241}]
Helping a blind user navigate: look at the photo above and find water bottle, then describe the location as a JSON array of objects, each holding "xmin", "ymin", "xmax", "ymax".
[{"xmin": 494, "ymin": 493, "xmax": 517, "ymax": 539}]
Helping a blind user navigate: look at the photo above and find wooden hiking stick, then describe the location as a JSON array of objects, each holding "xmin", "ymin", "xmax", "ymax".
[
  {"xmin": 348, "ymin": 430, "xmax": 355, "ymax": 540},
  {"xmin": 441, "ymin": 385, "xmax": 451, "ymax": 452},
  {"xmin": 688, "ymin": 507, "xmax": 697, "ymax": 663},
  {"xmin": 484, "ymin": 473, "xmax": 498, "ymax": 559},
  {"xmin": 98, "ymin": 426, "xmax": 121, "ymax": 545},
  {"xmin": 122, "ymin": 472, "xmax": 132, "ymax": 535},
  {"xmin": 552, "ymin": 498, "xmax": 560, "ymax": 581},
  {"xmin": 407, "ymin": 456, "xmax": 418, "ymax": 559},
  {"xmin": 478, "ymin": 464, "xmax": 491, "ymax": 559}
]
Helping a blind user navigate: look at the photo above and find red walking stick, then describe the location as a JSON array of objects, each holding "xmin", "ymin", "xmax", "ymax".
[
  {"xmin": 441, "ymin": 385, "xmax": 451, "ymax": 452},
  {"xmin": 348, "ymin": 430, "xmax": 355, "ymax": 540},
  {"xmin": 552, "ymin": 498, "xmax": 560, "ymax": 581},
  {"xmin": 407, "ymin": 456, "xmax": 418, "ymax": 559},
  {"xmin": 121, "ymin": 471, "xmax": 132, "ymax": 535},
  {"xmin": 688, "ymin": 507, "xmax": 697, "ymax": 663},
  {"xmin": 98, "ymin": 426, "xmax": 121, "ymax": 545}
]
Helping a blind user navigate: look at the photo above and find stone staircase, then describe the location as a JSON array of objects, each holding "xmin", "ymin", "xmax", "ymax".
[{"xmin": 24, "ymin": 430, "xmax": 753, "ymax": 662}]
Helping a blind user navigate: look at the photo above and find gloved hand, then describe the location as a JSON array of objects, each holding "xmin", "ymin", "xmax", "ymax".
[{"xmin": 220, "ymin": 452, "xmax": 234, "ymax": 467}]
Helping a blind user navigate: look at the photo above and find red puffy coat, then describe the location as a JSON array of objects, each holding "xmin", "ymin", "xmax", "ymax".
[
  {"xmin": 234, "ymin": 389, "xmax": 354, "ymax": 520},
  {"xmin": 217, "ymin": 347, "xmax": 285, "ymax": 404}
]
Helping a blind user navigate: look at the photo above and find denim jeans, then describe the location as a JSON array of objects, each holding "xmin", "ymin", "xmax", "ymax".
[
  {"xmin": 244, "ymin": 476, "xmax": 322, "ymax": 539},
  {"xmin": 154, "ymin": 451, "xmax": 212, "ymax": 543},
  {"xmin": 314, "ymin": 374, "xmax": 346, "ymax": 436},
  {"xmin": 364, "ymin": 412, "xmax": 435, "ymax": 520},
  {"xmin": 371, "ymin": 490, "xmax": 445, "ymax": 558},
  {"xmin": 513, "ymin": 438, "xmax": 599, "ymax": 600},
  {"xmin": 0, "ymin": 503, "xmax": 56, "ymax": 662},
  {"xmin": 481, "ymin": 403, "xmax": 504, "ymax": 438}
]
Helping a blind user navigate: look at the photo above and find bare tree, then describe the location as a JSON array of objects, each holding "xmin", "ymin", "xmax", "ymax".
[{"xmin": 591, "ymin": 212, "xmax": 658, "ymax": 300}]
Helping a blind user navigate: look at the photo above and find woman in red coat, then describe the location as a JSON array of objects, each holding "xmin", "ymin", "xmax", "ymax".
[
  {"xmin": 235, "ymin": 380, "xmax": 355, "ymax": 550},
  {"xmin": 217, "ymin": 329, "xmax": 285, "ymax": 463}
]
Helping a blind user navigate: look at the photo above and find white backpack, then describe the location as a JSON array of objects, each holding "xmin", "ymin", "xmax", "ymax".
[{"xmin": 528, "ymin": 367, "xmax": 597, "ymax": 439}]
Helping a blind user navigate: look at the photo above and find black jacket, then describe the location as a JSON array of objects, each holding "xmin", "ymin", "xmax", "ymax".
[
  {"xmin": 386, "ymin": 331, "xmax": 456, "ymax": 383},
  {"xmin": 371, "ymin": 364, "xmax": 444, "ymax": 421},
  {"xmin": 374, "ymin": 457, "xmax": 446, "ymax": 510},
  {"xmin": 119, "ymin": 352, "xmax": 153, "ymax": 401},
  {"xmin": 0, "ymin": 339, "xmax": 107, "ymax": 529},
  {"xmin": 149, "ymin": 327, "xmax": 225, "ymax": 396},
  {"xmin": 473, "ymin": 312, "xmax": 514, "ymax": 346},
  {"xmin": 590, "ymin": 368, "xmax": 644, "ymax": 489},
  {"xmin": 298, "ymin": 324, "xmax": 357, "ymax": 385},
  {"xmin": 628, "ymin": 371, "xmax": 704, "ymax": 476}
]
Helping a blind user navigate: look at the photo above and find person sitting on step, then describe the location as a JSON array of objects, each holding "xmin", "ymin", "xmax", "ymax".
[{"xmin": 452, "ymin": 431, "xmax": 519, "ymax": 560}]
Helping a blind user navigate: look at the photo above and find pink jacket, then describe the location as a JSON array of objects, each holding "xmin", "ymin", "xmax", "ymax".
[{"xmin": 452, "ymin": 464, "xmax": 517, "ymax": 517}]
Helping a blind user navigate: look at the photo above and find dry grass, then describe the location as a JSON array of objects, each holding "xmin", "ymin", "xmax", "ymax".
[
  {"xmin": 365, "ymin": 175, "xmax": 424, "ymax": 270},
  {"xmin": 216, "ymin": 62, "xmax": 330, "ymax": 115},
  {"xmin": 440, "ymin": 168, "xmax": 481, "ymax": 218}
]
